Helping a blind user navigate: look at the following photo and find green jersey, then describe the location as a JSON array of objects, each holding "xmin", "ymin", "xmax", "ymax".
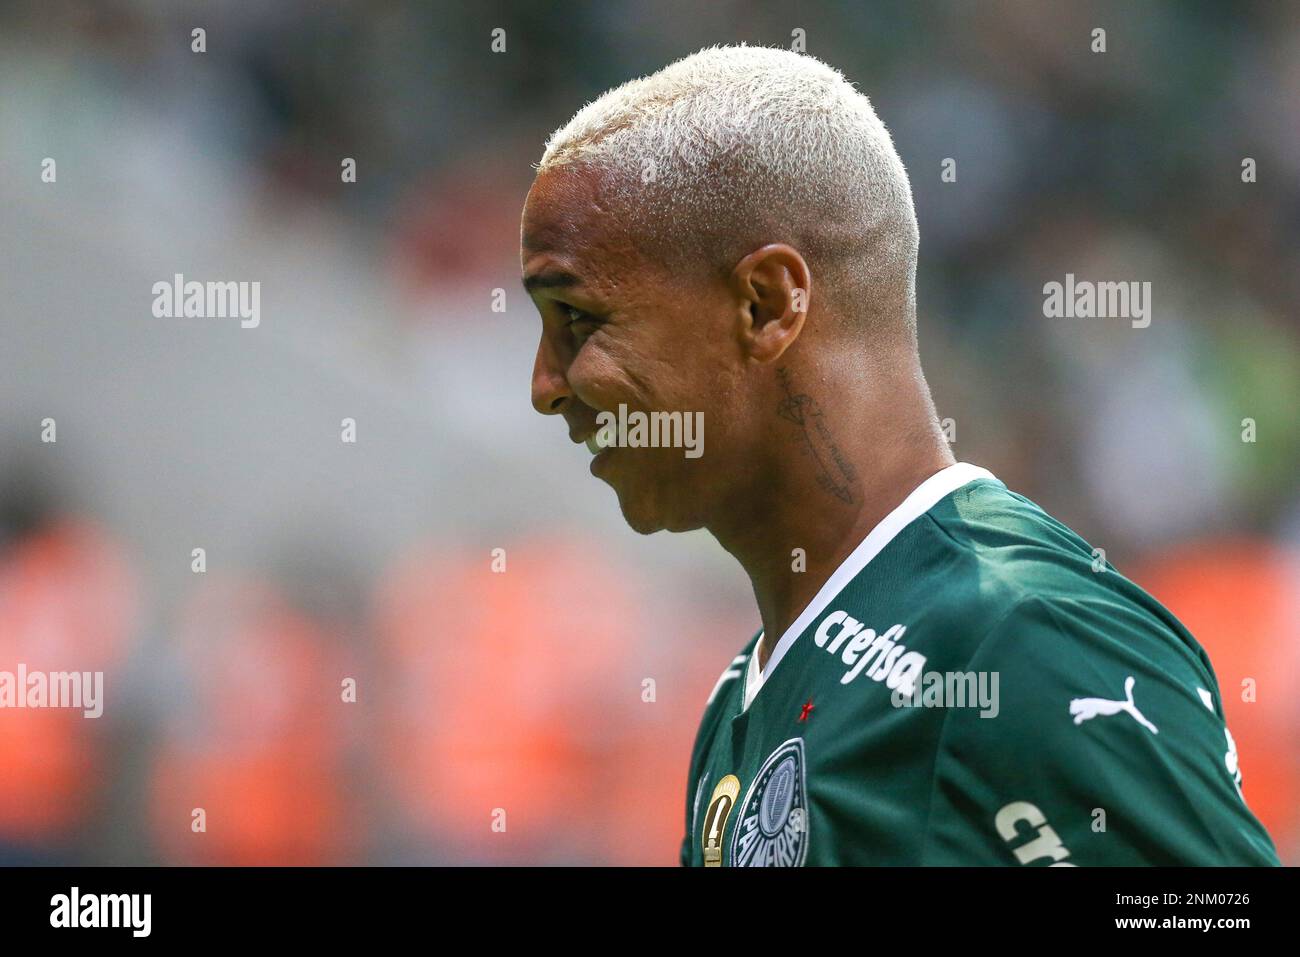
[{"xmin": 681, "ymin": 463, "xmax": 1281, "ymax": 866}]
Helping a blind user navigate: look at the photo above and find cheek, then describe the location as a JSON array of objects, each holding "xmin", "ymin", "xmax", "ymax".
[
  {"xmin": 569, "ymin": 296, "xmax": 715, "ymax": 413},
  {"xmin": 567, "ymin": 340, "xmax": 643, "ymax": 410}
]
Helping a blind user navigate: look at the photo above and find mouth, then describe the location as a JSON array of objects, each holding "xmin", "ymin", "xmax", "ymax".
[{"xmin": 582, "ymin": 428, "xmax": 617, "ymax": 475}]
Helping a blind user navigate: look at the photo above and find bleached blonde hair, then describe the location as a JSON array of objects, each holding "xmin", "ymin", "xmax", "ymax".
[{"xmin": 539, "ymin": 44, "xmax": 920, "ymax": 337}]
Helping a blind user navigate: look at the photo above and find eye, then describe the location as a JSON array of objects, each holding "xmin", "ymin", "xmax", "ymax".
[{"xmin": 562, "ymin": 305, "xmax": 602, "ymax": 341}]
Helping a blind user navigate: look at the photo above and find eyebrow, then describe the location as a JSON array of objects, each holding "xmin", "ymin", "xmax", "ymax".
[{"xmin": 522, "ymin": 269, "xmax": 582, "ymax": 294}]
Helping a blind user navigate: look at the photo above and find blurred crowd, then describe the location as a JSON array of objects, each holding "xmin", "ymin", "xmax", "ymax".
[{"xmin": 0, "ymin": 0, "xmax": 1297, "ymax": 864}]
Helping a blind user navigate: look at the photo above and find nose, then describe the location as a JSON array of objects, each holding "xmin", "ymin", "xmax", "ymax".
[{"xmin": 531, "ymin": 329, "xmax": 570, "ymax": 415}]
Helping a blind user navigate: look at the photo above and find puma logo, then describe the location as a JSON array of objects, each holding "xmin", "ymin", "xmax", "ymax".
[{"xmin": 1069, "ymin": 676, "xmax": 1158, "ymax": 735}]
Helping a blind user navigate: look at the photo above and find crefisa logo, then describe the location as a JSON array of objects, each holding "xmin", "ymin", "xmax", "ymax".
[{"xmin": 731, "ymin": 738, "xmax": 809, "ymax": 867}]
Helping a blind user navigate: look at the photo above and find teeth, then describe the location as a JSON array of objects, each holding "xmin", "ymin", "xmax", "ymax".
[
  {"xmin": 585, "ymin": 430, "xmax": 613, "ymax": 454},
  {"xmin": 585, "ymin": 434, "xmax": 601, "ymax": 454}
]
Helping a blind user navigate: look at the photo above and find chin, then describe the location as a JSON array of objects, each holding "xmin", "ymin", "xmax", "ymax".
[
  {"xmin": 613, "ymin": 482, "xmax": 707, "ymax": 536},
  {"xmin": 619, "ymin": 507, "xmax": 668, "ymax": 536}
]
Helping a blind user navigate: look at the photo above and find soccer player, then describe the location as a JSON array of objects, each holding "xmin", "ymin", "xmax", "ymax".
[{"xmin": 520, "ymin": 45, "xmax": 1280, "ymax": 866}]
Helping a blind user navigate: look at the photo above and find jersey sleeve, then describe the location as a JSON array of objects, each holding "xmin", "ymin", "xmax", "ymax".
[{"xmin": 922, "ymin": 596, "xmax": 1281, "ymax": 866}]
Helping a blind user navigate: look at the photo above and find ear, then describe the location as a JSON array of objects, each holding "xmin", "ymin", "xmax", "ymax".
[{"xmin": 729, "ymin": 244, "xmax": 811, "ymax": 363}]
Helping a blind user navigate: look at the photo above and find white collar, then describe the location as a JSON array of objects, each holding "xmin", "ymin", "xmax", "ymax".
[{"xmin": 740, "ymin": 462, "xmax": 996, "ymax": 712}]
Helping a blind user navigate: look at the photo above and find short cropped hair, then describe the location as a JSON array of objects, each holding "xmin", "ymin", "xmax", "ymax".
[{"xmin": 538, "ymin": 44, "xmax": 920, "ymax": 337}]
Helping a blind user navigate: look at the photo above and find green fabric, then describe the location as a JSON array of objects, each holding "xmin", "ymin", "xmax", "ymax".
[{"xmin": 681, "ymin": 478, "xmax": 1280, "ymax": 866}]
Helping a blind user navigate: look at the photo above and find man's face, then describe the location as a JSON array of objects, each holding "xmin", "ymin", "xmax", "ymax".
[{"xmin": 521, "ymin": 165, "xmax": 743, "ymax": 534}]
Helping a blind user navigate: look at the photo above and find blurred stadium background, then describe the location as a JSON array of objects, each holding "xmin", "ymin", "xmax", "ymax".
[{"xmin": 0, "ymin": 0, "xmax": 1297, "ymax": 865}]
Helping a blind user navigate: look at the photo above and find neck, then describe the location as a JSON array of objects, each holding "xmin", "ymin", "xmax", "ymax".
[{"xmin": 709, "ymin": 359, "xmax": 953, "ymax": 670}]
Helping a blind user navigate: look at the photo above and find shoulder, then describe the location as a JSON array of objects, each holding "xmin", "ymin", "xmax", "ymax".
[
  {"xmin": 924, "ymin": 591, "xmax": 1279, "ymax": 863},
  {"xmin": 917, "ymin": 478, "xmax": 1214, "ymax": 679},
  {"xmin": 969, "ymin": 593, "xmax": 1216, "ymax": 702},
  {"xmin": 949, "ymin": 594, "xmax": 1228, "ymax": 786}
]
